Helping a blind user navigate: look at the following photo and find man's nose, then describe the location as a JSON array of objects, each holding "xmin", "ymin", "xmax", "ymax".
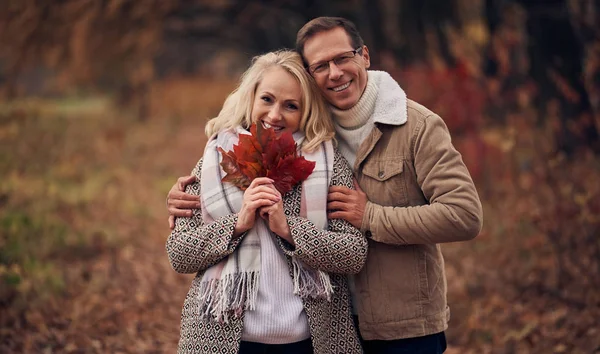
[{"xmin": 328, "ymin": 61, "xmax": 343, "ymax": 80}]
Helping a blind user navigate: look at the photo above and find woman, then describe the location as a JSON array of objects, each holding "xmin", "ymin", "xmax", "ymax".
[{"xmin": 166, "ymin": 50, "xmax": 366, "ymax": 354}]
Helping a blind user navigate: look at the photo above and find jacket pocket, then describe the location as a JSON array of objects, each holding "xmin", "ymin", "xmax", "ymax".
[{"xmin": 361, "ymin": 157, "xmax": 408, "ymax": 206}]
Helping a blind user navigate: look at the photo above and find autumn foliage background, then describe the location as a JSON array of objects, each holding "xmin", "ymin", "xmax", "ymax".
[{"xmin": 1, "ymin": 1, "xmax": 599, "ymax": 353}]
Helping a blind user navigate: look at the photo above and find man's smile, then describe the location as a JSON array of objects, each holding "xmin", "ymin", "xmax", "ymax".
[{"xmin": 330, "ymin": 81, "xmax": 352, "ymax": 92}]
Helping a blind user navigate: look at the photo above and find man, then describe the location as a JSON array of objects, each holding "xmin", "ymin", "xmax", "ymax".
[{"xmin": 167, "ymin": 17, "xmax": 482, "ymax": 354}]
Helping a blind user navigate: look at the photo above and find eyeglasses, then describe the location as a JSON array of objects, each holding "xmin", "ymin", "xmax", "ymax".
[{"xmin": 307, "ymin": 47, "xmax": 363, "ymax": 77}]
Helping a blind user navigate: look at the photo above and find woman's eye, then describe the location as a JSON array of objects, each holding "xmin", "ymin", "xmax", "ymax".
[
  {"xmin": 261, "ymin": 96, "xmax": 272, "ymax": 103},
  {"xmin": 287, "ymin": 103, "xmax": 298, "ymax": 110}
]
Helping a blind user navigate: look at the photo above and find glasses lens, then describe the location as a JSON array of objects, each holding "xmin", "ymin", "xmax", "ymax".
[
  {"xmin": 311, "ymin": 63, "xmax": 327, "ymax": 75},
  {"xmin": 310, "ymin": 49, "xmax": 360, "ymax": 76},
  {"xmin": 333, "ymin": 51, "xmax": 355, "ymax": 66}
]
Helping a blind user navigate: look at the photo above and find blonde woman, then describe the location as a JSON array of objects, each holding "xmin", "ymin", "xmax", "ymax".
[{"xmin": 166, "ymin": 50, "xmax": 366, "ymax": 354}]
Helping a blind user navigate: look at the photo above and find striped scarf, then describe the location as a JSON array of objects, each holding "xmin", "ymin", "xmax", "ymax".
[{"xmin": 198, "ymin": 126, "xmax": 334, "ymax": 323}]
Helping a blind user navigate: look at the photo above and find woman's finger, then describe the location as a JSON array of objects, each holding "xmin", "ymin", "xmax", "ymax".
[
  {"xmin": 246, "ymin": 185, "xmax": 280, "ymax": 196},
  {"xmin": 259, "ymin": 207, "xmax": 270, "ymax": 219},
  {"xmin": 247, "ymin": 192, "xmax": 280, "ymax": 202},
  {"xmin": 249, "ymin": 177, "xmax": 275, "ymax": 188},
  {"xmin": 248, "ymin": 199, "xmax": 278, "ymax": 211}
]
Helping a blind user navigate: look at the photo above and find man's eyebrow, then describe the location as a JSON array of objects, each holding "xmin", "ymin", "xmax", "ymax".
[{"xmin": 310, "ymin": 50, "xmax": 352, "ymax": 65}]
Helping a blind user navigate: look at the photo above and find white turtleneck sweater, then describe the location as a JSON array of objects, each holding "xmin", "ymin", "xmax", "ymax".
[{"xmin": 330, "ymin": 71, "xmax": 380, "ymax": 169}]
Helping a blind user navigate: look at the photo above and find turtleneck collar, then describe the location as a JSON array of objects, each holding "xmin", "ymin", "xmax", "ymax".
[
  {"xmin": 330, "ymin": 71, "xmax": 379, "ymax": 130},
  {"xmin": 329, "ymin": 70, "xmax": 408, "ymax": 128}
]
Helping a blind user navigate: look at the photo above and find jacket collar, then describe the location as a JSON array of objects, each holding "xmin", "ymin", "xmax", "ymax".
[
  {"xmin": 368, "ymin": 70, "xmax": 408, "ymax": 127},
  {"xmin": 352, "ymin": 71, "xmax": 407, "ymax": 170}
]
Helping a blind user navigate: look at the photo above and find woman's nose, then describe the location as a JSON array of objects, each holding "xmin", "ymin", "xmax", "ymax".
[{"xmin": 268, "ymin": 105, "xmax": 282, "ymax": 120}]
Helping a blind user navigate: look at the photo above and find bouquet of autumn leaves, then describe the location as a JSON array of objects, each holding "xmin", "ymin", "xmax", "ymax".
[{"xmin": 218, "ymin": 123, "xmax": 316, "ymax": 194}]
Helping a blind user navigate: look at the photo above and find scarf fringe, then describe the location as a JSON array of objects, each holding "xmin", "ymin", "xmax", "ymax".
[
  {"xmin": 292, "ymin": 257, "xmax": 333, "ymax": 301},
  {"xmin": 197, "ymin": 271, "xmax": 260, "ymax": 323}
]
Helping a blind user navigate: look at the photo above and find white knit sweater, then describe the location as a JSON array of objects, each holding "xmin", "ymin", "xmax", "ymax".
[
  {"xmin": 241, "ymin": 232, "xmax": 310, "ymax": 344},
  {"xmin": 330, "ymin": 72, "xmax": 379, "ymax": 169}
]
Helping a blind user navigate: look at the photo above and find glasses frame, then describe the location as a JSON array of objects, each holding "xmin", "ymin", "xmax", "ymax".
[{"xmin": 307, "ymin": 47, "xmax": 363, "ymax": 77}]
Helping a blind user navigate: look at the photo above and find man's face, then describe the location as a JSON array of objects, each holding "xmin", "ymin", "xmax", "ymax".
[{"xmin": 302, "ymin": 27, "xmax": 370, "ymax": 110}]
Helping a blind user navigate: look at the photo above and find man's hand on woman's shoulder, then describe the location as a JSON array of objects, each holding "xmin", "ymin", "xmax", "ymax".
[{"xmin": 167, "ymin": 175, "xmax": 201, "ymax": 229}]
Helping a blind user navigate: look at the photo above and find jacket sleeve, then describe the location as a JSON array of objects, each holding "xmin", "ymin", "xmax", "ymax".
[
  {"xmin": 166, "ymin": 158, "xmax": 244, "ymax": 274},
  {"xmin": 362, "ymin": 114, "xmax": 483, "ymax": 245},
  {"xmin": 279, "ymin": 149, "xmax": 368, "ymax": 274}
]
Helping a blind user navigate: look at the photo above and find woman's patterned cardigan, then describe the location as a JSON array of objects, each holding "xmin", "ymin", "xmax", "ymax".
[{"xmin": 166, "ymin": 148, "xmax": 367, "ymax": 354}]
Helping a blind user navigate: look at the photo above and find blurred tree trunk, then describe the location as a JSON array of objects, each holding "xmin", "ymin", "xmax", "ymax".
[
  {"xmin": 520, "ymin": 0, "xmax": 599, "ymax": 153},
  {"xmin": 371, "ymin": 0, "xmax": 459, "ymax": 65},
  {"xmin": 569, "ymin": 0, "xmax": 600, "ymax": 148},
  {"xmin": 483, "ymin": 0, "xmax": 599, "ymax": 153}
]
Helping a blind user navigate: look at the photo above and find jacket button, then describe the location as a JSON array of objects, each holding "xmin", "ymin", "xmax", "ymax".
[
  {"xmin": 378, "ymin": 171, "xmax": 384, "ymax": 178},
  {"xmin": 365, "ymin": 230, "xmax": 372, "ymax": 238}
]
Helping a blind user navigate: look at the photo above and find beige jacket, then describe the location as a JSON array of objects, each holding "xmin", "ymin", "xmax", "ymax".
[{"xmin": 353, "ymin": 98, "xmax": 483, "ymax": 340}]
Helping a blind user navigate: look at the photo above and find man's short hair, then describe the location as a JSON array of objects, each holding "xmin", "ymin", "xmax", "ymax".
[{"xmin": 296, "ymin": 17, "xmax": 365, "ymax": 65}]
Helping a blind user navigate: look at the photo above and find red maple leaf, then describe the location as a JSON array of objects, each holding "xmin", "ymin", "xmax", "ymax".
[
  {"xmin": 218, "ymin": 124, "xmax": 315, "ymax": 194},
  {"xmin": 217, "ymin": 147, "xmax": 252, "ymax": 190}
]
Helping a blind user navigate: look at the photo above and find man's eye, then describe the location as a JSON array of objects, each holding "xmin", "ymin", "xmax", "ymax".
[
  {"xmin": 335, "ymin": 55, "xmax": 352, "ymax": 64},
  {"xmin": 313, "ymin": 64, "xmax": 328, "ymax": 73}
]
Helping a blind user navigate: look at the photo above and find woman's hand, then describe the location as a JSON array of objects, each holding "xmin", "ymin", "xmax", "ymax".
[
  {"xmin": 259, "ymin": 186, "xmax": 293, "ymax": 245},
  {"xmin": 234, "ymin": 178, "xmax": 281, "ymax": 238}
]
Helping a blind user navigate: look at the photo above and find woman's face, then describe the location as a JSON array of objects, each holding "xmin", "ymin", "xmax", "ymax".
[{"xmin": 251, "ymin": 66, "xmax": 303, "ymax": 135}]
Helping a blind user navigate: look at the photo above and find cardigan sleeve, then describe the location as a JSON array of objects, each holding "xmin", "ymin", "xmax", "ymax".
[
  {"xmin": 166, "ymin": 158, "xmax": 245, "ymax": 274},
  {"xmin": 279, "ymin": 149, "xmax": 368, "ymax": 274}
]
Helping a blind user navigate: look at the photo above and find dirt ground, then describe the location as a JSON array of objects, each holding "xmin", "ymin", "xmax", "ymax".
[{"xmin": 1, "ymin": 79, "xmax": 598, "ymax": 353}]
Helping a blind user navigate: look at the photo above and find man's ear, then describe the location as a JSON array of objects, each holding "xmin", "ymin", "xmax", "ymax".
[{"xmin": 362, "ymin": 45, "xmax": 371, "ymax": 69}]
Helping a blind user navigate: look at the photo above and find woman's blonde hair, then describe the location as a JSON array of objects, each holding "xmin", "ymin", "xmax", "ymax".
[{"xmin": 205, "ymin": 50, "xmax": 334, "ymax": 152}]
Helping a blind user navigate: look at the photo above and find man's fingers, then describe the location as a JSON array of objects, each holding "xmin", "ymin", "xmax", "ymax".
[
  {"xmin": 329, "ymin": 185, "xmax": 352, "ymax": 194},
  {"xmin": 168, "ymin": 190, "xmax": 199, "ymax": 202},
  {"xmin": 170, "ymin": 199, "xmax": 201, "ymax": 209},
  {"xmin": 328, "ymin": 210, "xmax": 349, "ymax": 221},
  {"xmin": 177, "ymin": 175, "xmax": 196, "ymax": 191},
  {"xmin": 327, "ymin": 201, "xmax": 349, "ymax": 211},
  {"xmin": 180, "ymin": 193, "xmax": 200, "ymax": 201},
  {"xmin": 328, "ymin": 191, "xmax": 352, "ymax": 202},
  {"xmin": 353, "ymin": 178, "xmax": 364, "ymax": 192},
  {"xmin": 168, "ymin": 207, "xmax": 194, "ymax": 218}
]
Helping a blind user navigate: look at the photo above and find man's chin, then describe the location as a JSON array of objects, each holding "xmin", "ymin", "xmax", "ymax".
[
  {"xmin": 327, "ymin": 87, "xmax": 361, "ymax": 110},
  {"xmin": 329, "ymin": 96, "xmax": 357, "ymax": 110}
]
